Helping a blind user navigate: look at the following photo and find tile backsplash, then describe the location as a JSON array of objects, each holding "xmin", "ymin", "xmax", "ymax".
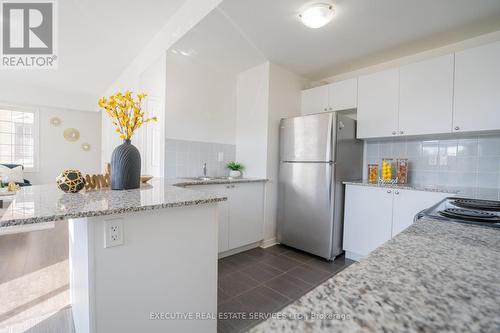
[
  {"xmin": 165, "ymin": 139, "xmax": 236, "ymax": 178},
  {"xmin": 365, "ymin": 134, "xmax": 500, "ymax": 189}
]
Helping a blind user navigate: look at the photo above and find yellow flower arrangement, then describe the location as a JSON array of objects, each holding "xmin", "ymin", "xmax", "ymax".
[{"xmin": 98, "ymin": 91, "xmax": 157, "ymax": 140}]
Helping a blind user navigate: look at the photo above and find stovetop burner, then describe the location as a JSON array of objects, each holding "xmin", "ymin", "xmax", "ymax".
[
  {"xmin": 451, "ymin": 198, "xmax": 500, "ymax": 211},
  {"xmin": 417, "ymin": 197, "xmax": 500, "ymax": 229},
  {"xmin": 439, "ymin": 208, "xmax": 500, "ymax": 223}
]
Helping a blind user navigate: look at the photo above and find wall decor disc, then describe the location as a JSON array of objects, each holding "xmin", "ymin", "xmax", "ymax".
[
  {"xmin": 81, "ymin": 143, "xmax": 91, "ymax": 151},
  {"xmin": 63, "ymin": 128, "xmax": 80, "ymax": 142},
  {"xmin": 50, "ymin": 117, "xmax": 62, "ymax": 126}
]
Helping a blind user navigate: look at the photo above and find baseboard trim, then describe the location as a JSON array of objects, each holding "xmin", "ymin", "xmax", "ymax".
[
  {"xmin": 218, "ymin": 242, "xmax": 261, "ymax": 259},
  {"xmin": 345, "ymin": 251, "xmax": 363, "ymax": 262},
  {"xmin": 260, "ymin": 237, "xmax": 278, "ymax": 248}
]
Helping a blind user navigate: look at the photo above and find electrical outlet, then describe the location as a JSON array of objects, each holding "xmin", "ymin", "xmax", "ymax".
[{"xmin": 104, "ymin": 219, "xmax": 123, "ymax": 248}]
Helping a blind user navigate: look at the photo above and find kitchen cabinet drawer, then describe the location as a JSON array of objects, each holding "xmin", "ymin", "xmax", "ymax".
[
  {"xmin": 453, "ymin": 41, "xmax": 500, "ymax": 133},
  {"xmin": 357, "ymin": 68, "xmax": 399, "ymax": 139}
]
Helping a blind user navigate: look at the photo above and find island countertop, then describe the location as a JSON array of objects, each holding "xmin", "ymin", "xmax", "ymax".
[
  {"xmin": 0, "ymin": 178, "xmax": 229, "ymax": 227},
  {"xmin": 249, "ymin": 218, "xmax": 500, "ymax": 332}
]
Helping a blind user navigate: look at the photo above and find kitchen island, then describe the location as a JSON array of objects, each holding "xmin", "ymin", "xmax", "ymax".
[
  {"xmin": 249, "ymin": 218, "xmax": 500, "ymax": 332},
  {"xmin": 0, "ymin": 179, "xmax": 226, "ymax": 333}
]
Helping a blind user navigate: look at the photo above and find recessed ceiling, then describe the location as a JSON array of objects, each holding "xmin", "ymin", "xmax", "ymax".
[
  {"xmin": 219, "ymin": 0, "xmax": 500, "ymax": 80},
  {"xmin": 0, "ymin": 0, "xmax": 187, "ymax": 111},
  {"xmin": 167, "ymin": 8, "xmax": 266, "ymax": 76}
]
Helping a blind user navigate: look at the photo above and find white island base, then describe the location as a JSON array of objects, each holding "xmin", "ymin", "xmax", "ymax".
[{"xmin": 68, "ymin": 204, "xmax": 218, "ymax": 333}]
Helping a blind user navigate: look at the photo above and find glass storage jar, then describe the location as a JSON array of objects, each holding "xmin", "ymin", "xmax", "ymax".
[
  {"xmin": 381, "ymin": 158, "xmax": 393, "ymax": 181},
  {"xmin": 396, "ymin": 159, "xmax": 409, "ymax": 184},
  {"xmin": 368, "ymin": 164, "xmax": 379, "ymax": 184}
]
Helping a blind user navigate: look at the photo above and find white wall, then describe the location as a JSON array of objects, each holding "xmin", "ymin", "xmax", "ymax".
[
  {"xmin": 234, "ymin": 62, "xmax": 306, "ymax": 243},
  {"xmin": 26, "ymin": 106, "xmax": 101, "ymax": 184},
  {"xmin": 235, "ymin": 62, "xmax": 270, "ymax": 177},
  {"xmin": 165, "ymin": 53, "xmax": 237, "ymax": 144},
  {"xmin": 264, "ymin": 64, "xmax": 306, "ymax": 242},
  {"xmin": 101, "ymin": 56, "xmax": 168, "ymax": 176},
  {"xmin": 101, "ymin": 0, "xmax": 223, "ymax": 168},
  {"xmin": 105, "ymin": 0, "xmax": 222, "ymax": 96},
  {"xmin": 315, "ymin": 30, "xmax": 500, "ymax": 86},
  {"xmin": 0, "ymin": 81, "xmax": 98, "ymax": 113},
  {"xmin": 139, "ymin": 56, "xmax": 167, "ymax": 177}
]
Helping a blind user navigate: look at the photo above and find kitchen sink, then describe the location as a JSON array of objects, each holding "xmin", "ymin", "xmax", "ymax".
[
  {"xmin": 184, "ymin": 176, "xmax": 233, "ymax": 181},
  {"xmin": 185, "ymin": 177, "xmax": 215, "ymax": 181}
]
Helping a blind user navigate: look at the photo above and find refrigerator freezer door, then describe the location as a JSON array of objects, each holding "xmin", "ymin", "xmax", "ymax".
[
  {"xmin": 280, "ymin": 113, "xmax": 335, "ymax": 162},
  {"xmin": 278, "ymin": 161, "xmax": 334, "ymax": 259}
]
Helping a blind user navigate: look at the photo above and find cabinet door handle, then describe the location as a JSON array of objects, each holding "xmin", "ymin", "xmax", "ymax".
[
  {"xmin": 454, "ymin": 126, "xmax": 460, "ymax": 131},
  {"xmin": 231, "ymin": 185, "xmax": 235, "ymax": 188},
  {"xmin": 387, "ymin": 190, "xmax": 392, "ymax": 194},
  {"xmin": 395, "ymin": 191, "xmax": 400, "ymax": 195},
  {"xmin": 226, "ymin": 186, "xmax": 230, "ymax": 189},
  {"xmin": 324, "ymin": 108, "xmax": 328, "ymax": 111},
  {"xmin": 399, "ymin": 131, "xmax": 404, "ymax": 135},
  {"xmin": 392, "ymin": 131, "xmax": 396, "ymax": 135},
  {"xmin": 329, "ymin": 107, "xmax": 333, "ymax": 111}
]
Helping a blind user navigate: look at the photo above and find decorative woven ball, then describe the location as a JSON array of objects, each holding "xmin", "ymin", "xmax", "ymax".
[{"xmin": 56, "ymin": 170, "xmax": 86, "ymax": 193}]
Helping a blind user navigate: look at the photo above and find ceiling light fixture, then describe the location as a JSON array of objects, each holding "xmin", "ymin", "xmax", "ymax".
[{"xmin": 299, "ymin": 3, "xmax": 335, "ymax": 29}]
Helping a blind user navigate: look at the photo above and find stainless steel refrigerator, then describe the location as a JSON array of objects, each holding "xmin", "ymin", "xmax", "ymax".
[{"xmin": 278, "ymin": 112, "xmax": 363, "ymax": 260}]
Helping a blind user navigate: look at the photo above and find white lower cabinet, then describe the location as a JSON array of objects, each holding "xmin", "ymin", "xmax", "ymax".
[
  {"xmin": 343, "ymin": 185, "xmax": 453, "ymax": 260},
  {"xmin": 227, "ymin": 183, "xmax": 265, "ymax": 249},
  {"xmin": 343, "ymin": 186, "xmax": 394, "ymax": 259},
  {"xmin": 391, "ymin": 189, "xmax": 452, "ymax": 237},
  {"xmin": 185, "ymin": 182, "xmax": 265, "ymax": 253}
]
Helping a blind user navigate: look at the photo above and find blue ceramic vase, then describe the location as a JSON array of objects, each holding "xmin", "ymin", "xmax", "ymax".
[{"xmin": 111, "ymin": 139, "xmax": 141, "ymax": 190}]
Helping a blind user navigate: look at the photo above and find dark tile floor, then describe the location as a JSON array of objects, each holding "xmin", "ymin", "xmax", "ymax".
[{"xmin": 217, "ymin": 245, "xmax": 354, "ymax": 333}]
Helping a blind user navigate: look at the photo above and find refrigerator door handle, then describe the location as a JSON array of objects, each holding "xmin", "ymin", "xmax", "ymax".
[
  {"xmin": 328, "ymin": 163, "xmax": 333, "ymax": 209},
  {"xmin": 281, "ymin": 161, "xmax": 334, "ymax": 164},
  {"xmin": 325, "ymin": 114, "xmax": 333, "ymax": 163}
]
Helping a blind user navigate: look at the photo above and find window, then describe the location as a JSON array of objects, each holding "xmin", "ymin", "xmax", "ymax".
[{"xmin": 0, "ymin": 108, "xmax": 38, "ymax": 171}]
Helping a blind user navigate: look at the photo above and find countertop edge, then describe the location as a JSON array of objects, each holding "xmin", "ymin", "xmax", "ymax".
[
  {"xmin": 1, "ymin": 196, "xmax": 227, "ymax": 227},
  {"xmin": 173, "ymin": 178, "xmax": 269, "ymax": 187},
  {"xmin": 343, "ymin": 181, "xmax": 459, "ymax": 194},
  {"xmin": 0, "ymin": 178, "xmax": 265, "ymax": 227}
]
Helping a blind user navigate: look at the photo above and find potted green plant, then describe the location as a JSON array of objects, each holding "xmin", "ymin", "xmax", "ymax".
[{"xmin": 226, "ymin": 161, "xmax": 244, "ymax": 178}]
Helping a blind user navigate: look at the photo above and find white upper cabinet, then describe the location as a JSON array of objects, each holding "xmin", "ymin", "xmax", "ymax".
[
  {"xmin": 328, "ymin": 78, "xmax": 358, "ymax": 111},
  {"xmin": 301, "ymin": 78, "xmax": 358, "ymax": 115},
  {"xmin": 399, "ymin": 54, "xmax": 454, "ymax": 136},
  {"xmin": 357, "ymin": 68, "xmax": 399, "ymax": 139},
  {"xmin": 453, "ymin": 41, "xmax": 500, "ymax": 133},
  {"xmin": 301, "ymin": 85, "xmax": 329, "ymax": 115}
]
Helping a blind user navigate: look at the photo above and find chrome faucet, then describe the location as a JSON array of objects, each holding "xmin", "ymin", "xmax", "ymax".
[{"xmin": 202, "ymin": 163, "xmax": 207, "ymax": 177}]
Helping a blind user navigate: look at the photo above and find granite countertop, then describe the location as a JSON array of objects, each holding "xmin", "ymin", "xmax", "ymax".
[
  {"xmin": 249, "ymin": 218, "xmax": 500, "ymax": 332},
  {"xmin": 0, "ymin": 177, "xmax": 268, "ymax": 228},
  {"xmin": 0, "ymin": 178, "xmax": 230, "ymax": 227},
  {"xmin": 343, "ymin": 180, "xmax": 500, "ymax": 200}
]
